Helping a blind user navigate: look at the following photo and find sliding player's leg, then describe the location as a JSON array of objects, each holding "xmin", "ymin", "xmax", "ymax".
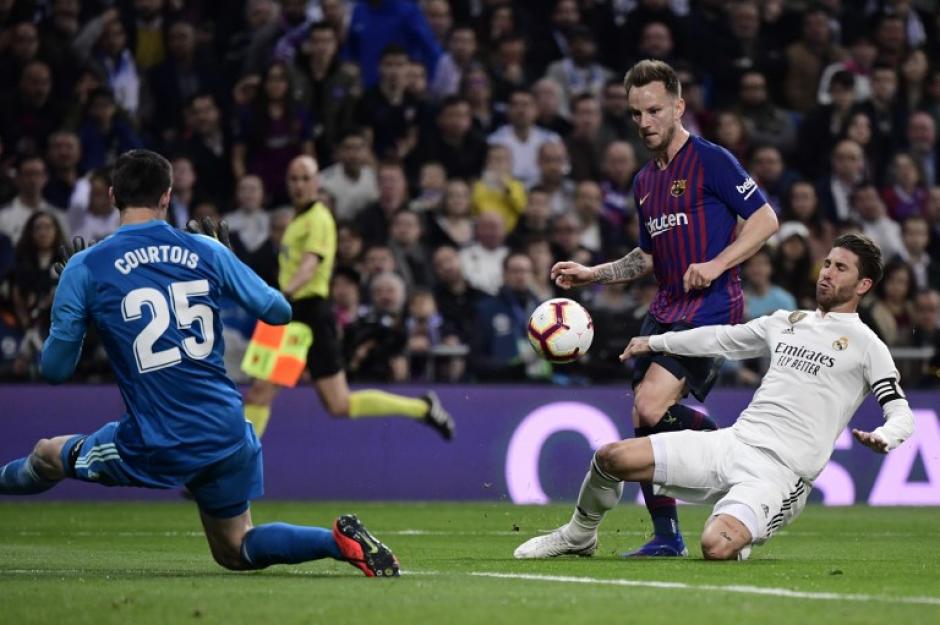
[
  {"xmin": 0, "ymin": 434, "xmax": 74, "ymax": 494},
  {"xmin": 314, "ymin": 369, "xmax": 455, "ymax": 440},
  {"xmin": 513, "ymin": 438, "xmax": 653, "ymax": 559},
  {"xmin": 193, "ymin": 433, "xmax": 399, "ymax": 576}
]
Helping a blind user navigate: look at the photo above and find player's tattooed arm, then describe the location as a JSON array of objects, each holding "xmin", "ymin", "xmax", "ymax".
[{"xmin": 593, "ymin": 248, "xmax": 653, "ymax": 284}]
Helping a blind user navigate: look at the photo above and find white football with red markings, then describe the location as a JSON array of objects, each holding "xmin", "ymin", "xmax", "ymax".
[{"xmin": 527, "ymin": 298, "xmax": 594, "ymax": 363}]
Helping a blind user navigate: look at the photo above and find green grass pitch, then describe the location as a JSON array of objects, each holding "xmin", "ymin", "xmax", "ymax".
[{"xmin": 2, "ymin": 502, "xmax": 939, "ymax": 625}]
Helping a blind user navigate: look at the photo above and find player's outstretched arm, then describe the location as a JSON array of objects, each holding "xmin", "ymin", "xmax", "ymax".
[
  {"xmin": 551, "ymin": 248, "xmax": 653, "ymax": 289},
  {"xmin": 619, "ymin": 336, "xmax": 652, "ymax": 361},
  {"xmin": 851, "ymin": 429, "xmax": 889, "ymax": 454},
  {"xmin": 683, "ymin": 204, "xmax": 778, "ymax": 292}
]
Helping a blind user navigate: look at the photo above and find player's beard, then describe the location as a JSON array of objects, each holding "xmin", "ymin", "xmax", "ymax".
[
  {"xmin": 816, "ymin": 281, "xmax": 853, "ymax": 312},
  {"xmin": 645, "ymin": 123, "xmax": 675, "ymax": 156}
]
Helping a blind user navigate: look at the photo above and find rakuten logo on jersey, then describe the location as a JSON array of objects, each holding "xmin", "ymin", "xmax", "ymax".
[
  {"xmin": 736, "ymin": 177, "xmax": 758, "ymax": 199},
  {"xmin": 646, "ymin": 212, "xmax": 688, "ymax": 238}
]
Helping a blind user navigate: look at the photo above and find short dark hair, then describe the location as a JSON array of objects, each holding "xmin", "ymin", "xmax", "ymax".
[
  {"xmin": 623, "ymin": 59, "xmax": 680, "ymax": 98},
  {"xmin": 111, "ymin": 150, "xmax": 172, "ymax": 210},
  {"xmin": 380, "ymin": 43, "xmax": 408, "ymax": 61},
  {"xmin": 832, "ymin": 233, "xmax": 884, "ymax": 286},
  {"xmin": 571, "ymin": 92, "xmax": 598, "ymax": 111}
]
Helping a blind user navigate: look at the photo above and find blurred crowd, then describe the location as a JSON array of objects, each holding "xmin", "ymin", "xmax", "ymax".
[{"xmin": 0, "ymin": 0, "xmax": 939, "ymax": 387}]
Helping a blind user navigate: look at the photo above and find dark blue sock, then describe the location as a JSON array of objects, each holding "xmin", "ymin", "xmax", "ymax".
[
  {"xmin": 241, "ymin": 523, "xmax": 341, "ymax": 569},
  {"xmin": 0, "ymin": 456, "xmax": 58, "ymax": 495},
  {"xmin": 655, "ymin": 404, "xmax": 719, "ymax": 433},
  {"xmin": 634, "ymin": 426, "xmax": 680, "ymax": 538}
]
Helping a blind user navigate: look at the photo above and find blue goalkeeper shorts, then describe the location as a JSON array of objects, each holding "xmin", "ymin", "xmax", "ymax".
[{"xmin": 60, "ymin": 421, "xmax": 263, "ymax": 518}]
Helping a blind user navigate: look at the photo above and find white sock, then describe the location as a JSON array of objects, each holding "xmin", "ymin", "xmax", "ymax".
[{"xmin": 563, "ymin": 454, "xmax": 623, "ymax": 544}]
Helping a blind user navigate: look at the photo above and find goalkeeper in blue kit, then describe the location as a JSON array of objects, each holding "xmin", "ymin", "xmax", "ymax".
[{"xmin": 0, "ymin": 150, "xmax": 399, "ymax": 577}]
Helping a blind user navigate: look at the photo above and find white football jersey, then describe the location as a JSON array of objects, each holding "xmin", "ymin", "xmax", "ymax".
[{"xmin": 649, "ymin": 309, "xmax": 915, "ymax": 481}]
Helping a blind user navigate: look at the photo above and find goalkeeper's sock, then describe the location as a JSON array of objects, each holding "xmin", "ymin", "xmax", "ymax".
[
  {"xmin": 244, "ymin": 404, "xmax": 272, "ymax": 437},
  {"xmin": 241, "ymin": 523, "xmax": 341, "ymax": 569},
  {"xmin": 0, "ymin": 456, "xmax": 58, "ymax": 495},
  {"xmin": 348, "ymin": 390, "xmax": 427, "ymax": 419},
  {"xmin": 563, "ymin": 453, "xmax": 623, "ymax": 545}
]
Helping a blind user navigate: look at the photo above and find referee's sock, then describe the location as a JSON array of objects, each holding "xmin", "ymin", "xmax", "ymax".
[
  {"xmin": 636, "ymin": 405, "xmax": 718, "ymax": 538},
  {"xmin": 244, "ymin": 404, "xmax": 272, "ymax": 437},
  {"xmin": 348, "ymin": 390, "xmax": 427, "ymax": 419},
  {"xmin": 0, "ymin": 456, "xmax": 58, "ymax": 495}
]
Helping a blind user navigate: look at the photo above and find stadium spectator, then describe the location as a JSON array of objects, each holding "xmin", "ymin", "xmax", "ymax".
[
  {"xmin": 355, "ymin": 161, "xmax": 409, "ymax": 248},
  {"xmin": 471, "ymin": 144, "xmax": 526, "ymax": 233},
  {"xmin": 460, "ymin": 66, "xmax": 499, "ymax": 135},
  {"xmin": 523, "ymin": 236, "xmax": 557, "ymax": 302},
  {"xmin": 295, "ymin": 21, "xmax": 361, "ymax": 165},
  {"xmin": 320, "ymin": 128, "xmax": 378, "ymax": 221},
  {"xmin": 853, "ymin": 64, "xmax": 903, "ymax": 169},
  {"xmin": 908, "ymin": 288, "xmax": 940, "ymax": 386},
  {"xmin": 551, "ymin": 211, "xmax": 594, "ymax": 270},
  {"xmin": 597, "ymin": 141, "xmax": 637, "ymax": 250},
  {"xmin": 743, "ymin": 245, "xmax": 797, "ymax": 320},
  {"xmin": 405, "ymin": 59, "xmax": 431, "ymax": 106},
  {"xmin": 232, "ymin": 61, "xmax": 315, "ymax": 206},
  {"xmin": 345, "ymin": 271, "xmax": 410, "ymax": 382},
  {"xmin": 507, "ymin": 186, "xmax": 552, "ymax": 249},
  {"xmin": 488, "ymin": 89, "xmax": 561, "ymax": 187},
  {"xmin": 532, "ymin": 141, "xmax": 574, "ymax": 216},
  {"xmin": 335, "ymin": 220, "xmax": 365, "ymax": 276},
  {"xmin": 544, "ymin": 24, "xmax": 613, "ymax": 114},
  {"xmin": 411, "ymin": 96, "xmax": 486, "ymax": 180},
  {"xmin": 897, "ymin": 215, "xmax": 940, "ymax": 291},
  {"xmin": 460, "ymin": 211, "xmax": 509, "ymax": 295},
  {"xmin": 737, "ymin": 71, "xmax": 798, "ymax": 160},
  {"xmin": 470, "ymin": 252, "xmax": 545, "ymax": 381},
  {"xmin": 404, "ymin": 288, "xmax": 451, "ymax": 381},
  {"xmin": 430, "ymin": 24, "xmax": 478, "ymax": 101},
  {"xmin": 179, "ymin": 94, "xmax": 234, "ymax": 210},
  {"xmin": 73, "ymin": 10, "xmax": 141, "ymax": 117},
  {"xmin": 529, "ymin": 0, "xmax": 581, "ymax": 76},
  {"xmin": 841, "ymin": 110, "xmax": 886, "ymax": 186},
  {"xmin": 616, "ymin": 0, "xmax": 688, "ymax": 73},
  {"xmin": 816, "ymin": 32, "xmax": 876, "ymax": 106},
  {"xmin": 422, "ymin": 0, "xmax": 452, "ymax": 45},
  {"xmin": 898, "ymin": 47, "xmax": 929, "ymax": 113},
  {"xmin": 332, "ymin": 266, "xmax": 366, "ymax": 336},
  {"xmin": 851, "ymin": 182, "xmax": 904, "ymax": 262},
  {"xmin": 784, "ymin": 5, "xmax": 846, "ymax": 114},
  {"xmin": 882, "ymin": 151, "xmax": 928, "ymax": 221},
  {"xmin": 0, "ymin": 60, "xmax": 63, "ymax": 158},
  {"xmin": 749, "ymin": 145, "xmax": 798, "ymax": 216},
  {"xmin": 598, "ymin": 80, "xmax": 639, "ymax": 152},
  {"xmin": 144, "ymin": 20, "xmax": 222, "ymax": 145},
  {"xmin": 241, "ymin": 205, "xmax": 293, "ymax": 289},
  {"xmin": 431, "ymin": 244, "xmax": 484, "ymax": 345},
  {"xmin": 342, "ymin": 0, "xmax": 442, "ymax": 89},
  {"xmin": 868, "ymin": 259, "xmax": 916, "ymax": 347},
  {"xmin": 0, "ymin": 22, "xmax": 42, "ymax": 96},
  {"xmin": 76, "ymin": 87, "xmax": 144, "ymax": 172},
  {"xmin": 772, "ymin": 221, "xmax": 817, "ymax": 309},
  {"xmin": 355, "ymin": 45, "xmax": 422, "ymax": 161},
  {"xmin": 361, "ymin": 244, "xmax": 400, "ymax": 290},
  {"xmin": 125, "ymin": 0, "xmax": 168, "ymax": 72},
  {"xmin": 226, "ymin": 175, "xmax": 268, "ymax": 255},
  {"xmin": 635, "ymin": 21, "xmax": 679, "ymax": 67},
  {"xmin": 167, "ymin": 155, "xmax": 196, "ymax": 228},
  {"xmin": 816, "ymin": 139, "xmax": 867, "ymax": 223},
  {"xmin": 779, "ymin": 180, "xmax": 833, "ymax": 263},
  {"xmin": 37, "ymin": 0, "xmax": 84, "ymax": 98},
  {"xmin": 67, "ymin": 167, "xmax": 118, "ymax": 243},
  {"xmin": 388, "ymin": 208, "xmax": 432, "ymax": 291},
  {"xmin": 572, "ymin": 180, "xmax": 604, "ymax": 255},
  {"xmin": 873, "ymin": 12, "xmax": 908, "ymax": 68},
  {"xmin": 565, "ymin": 94, "xmax": 605, "ymax": 182},
  {"xmin": 408, "ymin": 161, "xmax": 446, "ymax": 213},
  {"xmin": 905, "ymin": 111, "xmax": 938, "ymax": 188},
  {"xmin": 43, "ymin": 131, "xmax": 85, "ymax": 212},
  {"xmin": 0, "ymin": 157, "xmax": 65, "ymax": 245},
  {"xmin": 532, "ymin": 79, "xmax": 572, "ymax": 136},
  {"xmin": 709, "ymin": 110, "xmax": 749, "ymax": 163},
  {"xmin": 487, "ymin": 33, "xmax": 530, "ymax": 104}
]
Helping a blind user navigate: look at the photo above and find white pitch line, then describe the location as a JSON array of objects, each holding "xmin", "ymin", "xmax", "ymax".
[{"xmin": 461, "ymin": 571, "xmax": 940, "ymax": 607}]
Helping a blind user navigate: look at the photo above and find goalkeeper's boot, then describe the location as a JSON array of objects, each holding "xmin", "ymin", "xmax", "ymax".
[
  {"xmin": 513, "ymin": 526, "xmax": 597, "ymax": 559},
  {"xmin": 422, "ymin": 391, "xmax": 455, "ymax": 440},
  {"xmin": 621, "ymin": 533, "xmax": 689, "ymax": 558},
  {"xmin": 333, "ymin": 514, "xmax": 400, "ymax": 577}
]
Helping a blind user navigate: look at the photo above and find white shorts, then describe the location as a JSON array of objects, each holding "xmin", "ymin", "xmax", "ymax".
[{"xmin": 649, "ymin": 429, "xmax": 811, "ymax": 544}]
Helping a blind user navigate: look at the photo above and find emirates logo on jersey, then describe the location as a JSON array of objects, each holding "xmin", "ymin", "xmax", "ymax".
[{"xmin": 833, "ymin": 337, "xmax": 849, "ymax": 351}]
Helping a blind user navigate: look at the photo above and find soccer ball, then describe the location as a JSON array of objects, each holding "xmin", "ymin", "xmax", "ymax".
[{"xmin": 527, "ymin": 298, "xmax": 594, "ymax": 363}]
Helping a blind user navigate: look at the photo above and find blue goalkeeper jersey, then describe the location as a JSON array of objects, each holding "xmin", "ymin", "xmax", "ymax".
[{"xmin": 45, "ymin": 220, "xmax": 291, "ymax": 474}]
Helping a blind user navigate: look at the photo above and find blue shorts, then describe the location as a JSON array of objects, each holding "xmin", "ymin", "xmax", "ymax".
[
  {"xmin": 631, "ymin": 314, "xmax": 724, "ymax": 402},
  {"xmin": 60, "ymin": 422, "xmax": 264, "ymax": 519}
]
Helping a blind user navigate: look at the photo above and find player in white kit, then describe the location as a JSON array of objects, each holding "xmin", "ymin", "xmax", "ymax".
[{"xmin": 514, "ymin": 234, "xmax": 915, "ymax": 560}]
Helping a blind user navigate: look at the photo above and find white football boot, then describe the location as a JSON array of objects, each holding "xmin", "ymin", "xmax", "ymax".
[{"xmin": 513, "ymin": 526, "xmax": 597, "ymax": 559}]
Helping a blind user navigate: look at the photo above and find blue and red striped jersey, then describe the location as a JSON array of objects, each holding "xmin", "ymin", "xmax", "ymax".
[{"xmin": 634, "ymin": 135, "xmax": 767, "ymax": 326}]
